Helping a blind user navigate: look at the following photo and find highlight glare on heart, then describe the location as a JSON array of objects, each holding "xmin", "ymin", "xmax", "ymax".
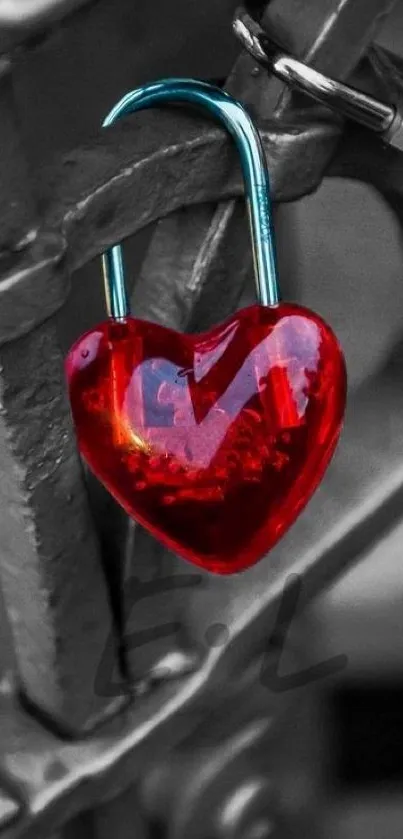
[{"xmin": 66, "ymin": 80, "xmax": 346, "ymax": 574}]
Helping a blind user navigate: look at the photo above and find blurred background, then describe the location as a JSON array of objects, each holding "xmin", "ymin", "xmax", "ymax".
[{"xmin": 1, "ymin": 2, "xmax": 403, "ymax": 837}]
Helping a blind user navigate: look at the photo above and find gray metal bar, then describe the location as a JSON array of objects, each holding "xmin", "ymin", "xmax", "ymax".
[{"xmin": 0, "ymin": 57, "xmax": 124, "ymax": 735}]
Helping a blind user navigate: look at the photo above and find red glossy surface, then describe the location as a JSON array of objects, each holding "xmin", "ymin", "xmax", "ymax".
[{"xmin": 66, "ymin": 304, "xmax": 346, "ymax": 574}]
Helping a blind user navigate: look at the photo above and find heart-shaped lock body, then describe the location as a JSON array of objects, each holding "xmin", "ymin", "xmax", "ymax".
[
  {"xmin": 66, "ymin": 303, "xmax": 345, "ymax": 574},
  {"xmin": 66, "ymin": 80, "xmax": 346, "ymax": 574}
]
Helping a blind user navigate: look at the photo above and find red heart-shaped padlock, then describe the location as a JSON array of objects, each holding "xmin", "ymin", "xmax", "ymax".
[{"xmin": 66, "ymin": 303, "xmax": 346, "ymax": 574}]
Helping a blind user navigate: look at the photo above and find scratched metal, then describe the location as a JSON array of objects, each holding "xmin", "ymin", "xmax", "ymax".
[{"xmin": 0, "ymin": 59, "xmax": 123, "ymax": 735}]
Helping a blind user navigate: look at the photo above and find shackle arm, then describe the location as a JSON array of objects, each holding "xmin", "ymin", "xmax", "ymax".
[{"xmin": 101, "ymin": 79, "xmax": 280, "ymax": 319}]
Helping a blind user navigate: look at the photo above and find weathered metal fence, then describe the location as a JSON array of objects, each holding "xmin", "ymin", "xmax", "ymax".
[{"xmin": 0, "ymin": 0, "xmax": 402, "ymax": 836}]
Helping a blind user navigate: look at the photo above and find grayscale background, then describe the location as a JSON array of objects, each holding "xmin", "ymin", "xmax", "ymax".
[{"xmin": 0, "ymin": 2, "xmax": 403, "ymax": 838}]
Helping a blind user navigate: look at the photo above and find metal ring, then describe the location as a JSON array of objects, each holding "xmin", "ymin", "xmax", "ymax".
[{"xmin": 233, "ymin": 6, "xmax": 396, "ymax": 135}]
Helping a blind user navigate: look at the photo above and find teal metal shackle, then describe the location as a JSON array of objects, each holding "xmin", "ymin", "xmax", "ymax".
[{"xmin": 101, "ymin": 78, "xmax": 280, "ymax": 320}]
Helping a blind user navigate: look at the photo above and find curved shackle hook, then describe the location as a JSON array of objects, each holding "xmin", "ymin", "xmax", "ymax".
[{"xmin": 101, "ymin": 78, "xmax": 280, "ymax": 320}]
